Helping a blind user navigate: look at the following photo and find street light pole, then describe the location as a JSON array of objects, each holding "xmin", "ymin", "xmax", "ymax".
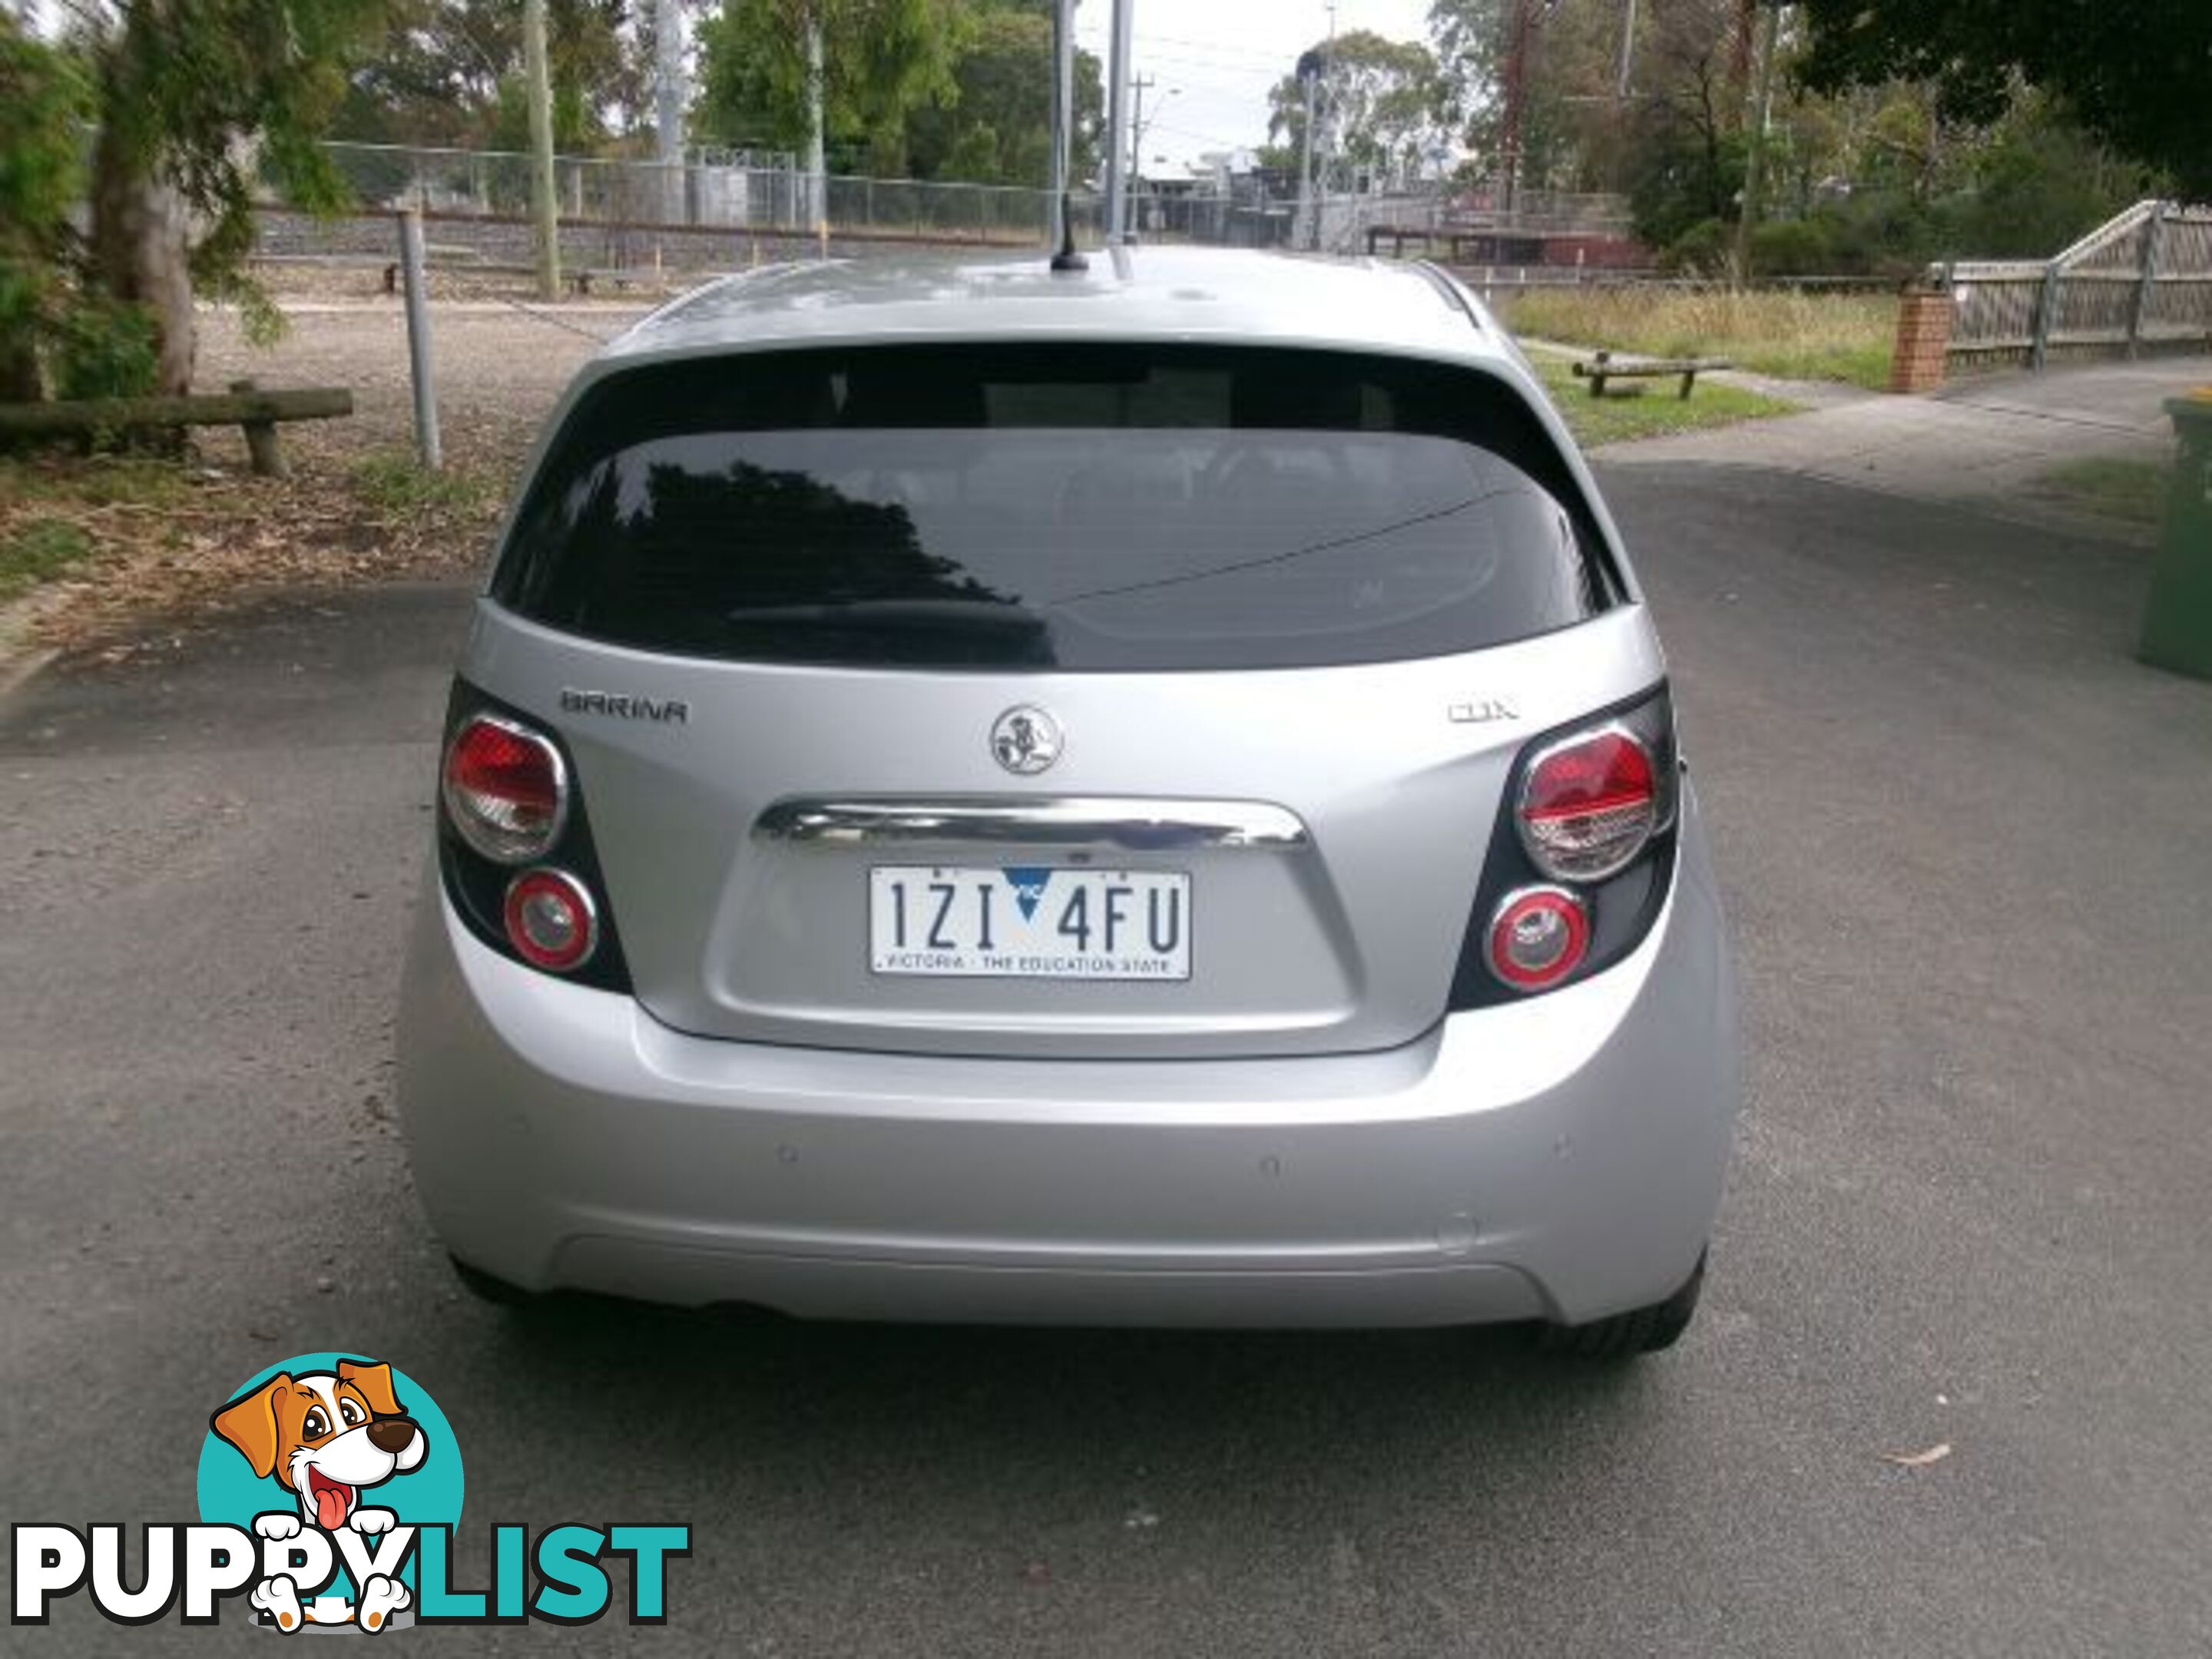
[
  {"xmin": 1296, "ymin": 54, "xmax": 1320, "ymax": 250},
  {"xmin": 654, "ymin": 0, "xmax": 687, "ymax": 225},
  {"xmin": 1127, "ymin": 74, "xmax": 1156, "ymax": 238},
  {"xmin": 805, "ymin": 9, "xmax": 828, "ymax": 243},
  {"xmin": 523, "ymin": 0, "xmax": 559, "ymax": 299},
  {"xmin": 1104, "ymin": 0, "xmax": 1134, "ymax": 243}
]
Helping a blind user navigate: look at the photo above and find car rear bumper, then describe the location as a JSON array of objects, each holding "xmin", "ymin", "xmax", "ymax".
[{"xmin": 396, "ymin": 809, "xmax": 1737, "ymax": 1328}]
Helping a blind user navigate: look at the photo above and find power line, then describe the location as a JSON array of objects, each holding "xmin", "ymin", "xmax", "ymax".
[{"xmin": 1139, "ymin": 51, "xmax": 1283, "ymax": 83}]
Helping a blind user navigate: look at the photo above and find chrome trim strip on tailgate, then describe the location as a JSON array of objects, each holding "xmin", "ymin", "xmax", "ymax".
[{"xmin": 753, "ymin": 796, "xmax": 1312, "ymax": 852}]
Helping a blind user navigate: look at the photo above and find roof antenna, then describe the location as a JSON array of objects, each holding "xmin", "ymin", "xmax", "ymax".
[
  {"xmin": 1051, "ymin": 190, "xmax": 1089, "ymax": 273},
  {"xmin": 1046, "ymin": 0, "xmax": 1087, "ymax": 273}
]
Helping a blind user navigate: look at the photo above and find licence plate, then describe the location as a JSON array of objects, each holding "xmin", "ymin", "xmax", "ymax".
[{"xmin": 869, "ymin": 866, "xmax": 1190, "ymax": 980}]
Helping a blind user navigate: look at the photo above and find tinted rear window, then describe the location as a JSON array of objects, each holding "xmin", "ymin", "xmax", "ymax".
[{"xmin": 493, "ymin": 344, "xmax": 1613, "ymax": 671}]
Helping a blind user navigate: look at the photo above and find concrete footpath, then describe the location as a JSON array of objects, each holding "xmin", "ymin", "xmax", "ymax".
[{"xmin": 1598, "ymin": 356, "xmax": 2206, "ymax": 542}]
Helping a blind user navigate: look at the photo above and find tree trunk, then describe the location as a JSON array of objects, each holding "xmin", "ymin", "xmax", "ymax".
[{"xmin": 88, "ymin": 119, "xmax": 196, "ymax": 396}]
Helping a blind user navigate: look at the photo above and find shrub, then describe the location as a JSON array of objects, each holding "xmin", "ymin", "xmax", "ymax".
[
  {"xmin": 0, "ymin": 22, "xmax": 92, "ymax": 402},
  {"xmin": 1749, "ymin": 217, "xmax": 1834, "ymax": 276},
  {"xmin": 1663, "ymin": 218, "xmax": 1734, "ymax": 279},
  {"xmin": 1808, "ymin": 193, "xmax": 1939, "ymax": 277}
]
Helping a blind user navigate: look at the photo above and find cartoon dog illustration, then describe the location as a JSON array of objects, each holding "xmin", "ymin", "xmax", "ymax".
[{"xmin": 210, "ymin": 1359, "xmax": 426, "ymax": 1631}]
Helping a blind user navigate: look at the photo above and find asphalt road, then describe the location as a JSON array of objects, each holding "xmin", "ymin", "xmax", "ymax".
[{"xmin": 5, "ymin": 459, "xmax": 2211, "ymax": 1654}]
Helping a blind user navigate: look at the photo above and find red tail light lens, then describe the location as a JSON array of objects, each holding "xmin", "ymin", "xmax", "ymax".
[
  {"xmin": 1487, "ymin": 886, "xmax": 1590, "ymax": 991},
  {"xmin": 502, "ymin": 868, "xmax": 599, "ymax": 972},
  {"xmin": 1518, "ymin": 724, "xmax": 1657, "ymax": 882},
  {"xmin": 442, "ymin": 714, "xmax": 567, "ymax": 864}
]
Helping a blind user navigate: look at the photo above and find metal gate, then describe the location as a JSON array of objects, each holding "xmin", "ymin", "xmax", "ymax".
[{"xmin": 1940, "ymin": 200, "xmax": 2212, "ymax": 369}]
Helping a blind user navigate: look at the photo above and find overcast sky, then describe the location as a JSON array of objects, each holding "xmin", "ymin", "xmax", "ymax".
[{"xmin": 1073, "ymin": 0, "xmax": 1439, "ymax": 172}]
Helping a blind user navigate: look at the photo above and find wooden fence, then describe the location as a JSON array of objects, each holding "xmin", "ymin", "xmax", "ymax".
[{"xmin": 1940, "ymin": 200, "xmax": 2212, "ymax": 369}]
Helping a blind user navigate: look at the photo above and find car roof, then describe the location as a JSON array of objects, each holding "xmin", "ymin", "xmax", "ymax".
[{"xmin": 603, "ymin": 245, "xmax": 1510, "ymax": 368}]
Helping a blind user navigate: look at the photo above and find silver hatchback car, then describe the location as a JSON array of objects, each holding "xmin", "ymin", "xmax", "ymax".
[{"xmin": 398, "ymin": 248, "xmax": 1737, "ymax": 1355}]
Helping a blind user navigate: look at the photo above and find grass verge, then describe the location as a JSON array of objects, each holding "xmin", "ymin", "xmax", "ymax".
[
  {"xmin": 1501, "ymin": 287, "xmax": 1896, "ymax": 390},
  {"xmin": 1528, "ymin": 353, "xmax": 1799, "ymax": 446},
  {"xmin": 350, "ymin": 448, "xmax": 505, "ymax": 519},
  {"xmin": 2027, "ymin": 455, "xmax": 2171, "ymax": 531},
  {"xmin": 0, "ymin": 517, "xmax": 96, "ymax": 601}
]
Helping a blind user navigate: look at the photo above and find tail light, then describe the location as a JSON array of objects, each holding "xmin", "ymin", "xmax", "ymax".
[
  {"xmin": 1449, "ymin": 686, "xmax": 1679, "ymax": 1008},
  {"xmin": 435, "ymin": 684, "xmax": 631, "ymax": 991},
  {"xmin": 1519, "ymin": 724, "xmax": 1657, "ymax": 882},
  {"xmin": 442, "ymin": 714, "xmax": 567, "ymax": 863}
]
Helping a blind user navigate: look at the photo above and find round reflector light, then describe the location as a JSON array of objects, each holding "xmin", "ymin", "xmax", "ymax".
[
  {"xmin": 443, "ymin": 714, "xmax": 567, "ymax": 864},
  {"xmin": 502, "ymin": 868, "xmax": 598, "ymax": 972},
  {"xmin": 1487, "ymin": 886, "xmax": 1591, "ymax": 992},
  {"xmin": 1518, "ymin": 724, "xmax": 1657, "ymax": 882}
]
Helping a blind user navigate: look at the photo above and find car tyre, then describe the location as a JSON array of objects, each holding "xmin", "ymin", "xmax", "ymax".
[
  {"xmin": 1536, "ymin": 1251, "xmax": 1705, "ymax": 1359},
  {"xmin": 448, "ymin": 1253, "xmax": 536, "ymax": 1306}
]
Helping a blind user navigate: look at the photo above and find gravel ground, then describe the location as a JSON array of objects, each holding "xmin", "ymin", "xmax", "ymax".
[{"xmin": 195, "ymin": 298, "xmax": 655, "ymax": 480}]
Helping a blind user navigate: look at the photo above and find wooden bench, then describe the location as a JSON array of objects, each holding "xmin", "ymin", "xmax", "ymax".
[
  {"xmin": 1571, "ymin": 350, "xmax": 1733, "ymax": 399},
  {"xmin": 382, "ymin": 257, "xmax": 538, "ymax": 294},
  {"xmin": 0, "ymin": 379, "xmax": 353, "ymax": 475},
  {"xmin": 566, "ymin": 267, "xmax": 661, "ymax": 296},
  {"xmin": 376, "ymin": 260, "xmax": 660, "ymax": 298}
]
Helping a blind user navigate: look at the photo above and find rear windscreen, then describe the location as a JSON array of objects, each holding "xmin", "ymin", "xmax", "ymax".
[{"xmin": 492, "ymin": 343, "xmax": 1614, "ymax": 671}]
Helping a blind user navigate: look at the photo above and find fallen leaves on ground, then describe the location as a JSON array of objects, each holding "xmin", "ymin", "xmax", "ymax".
[{"xmin": 1, "ymin": 429, "xmax": 508, "ymax": 657}]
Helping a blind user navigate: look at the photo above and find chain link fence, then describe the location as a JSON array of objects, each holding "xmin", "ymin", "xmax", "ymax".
[
  {"xmin": 247, "ymin": 141, "xmax": 1652, "ymax": 292},
  {"xmin": 311, "ymin": 141, "xmax": 1075, "ymax": 246},
  {"xmin": 286, "ymin": 141, "xmax": 1464, "ymax": 266}
]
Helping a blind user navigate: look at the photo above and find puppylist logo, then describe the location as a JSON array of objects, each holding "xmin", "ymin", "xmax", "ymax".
[{"xmin": 12, "ymin": 1353, "xmax": 689, "ymax": 1632}]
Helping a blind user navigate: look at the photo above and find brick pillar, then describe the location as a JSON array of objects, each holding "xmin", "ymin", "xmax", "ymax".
[{"xmin": 1888, "ymin": 285, "xmax": 1955, "ymax": 393}]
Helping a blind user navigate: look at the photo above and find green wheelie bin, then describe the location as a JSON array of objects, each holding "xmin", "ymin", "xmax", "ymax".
[{"xmin": 2140, "ymin": 389, "xmax": 2212, "ymax": 679}]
